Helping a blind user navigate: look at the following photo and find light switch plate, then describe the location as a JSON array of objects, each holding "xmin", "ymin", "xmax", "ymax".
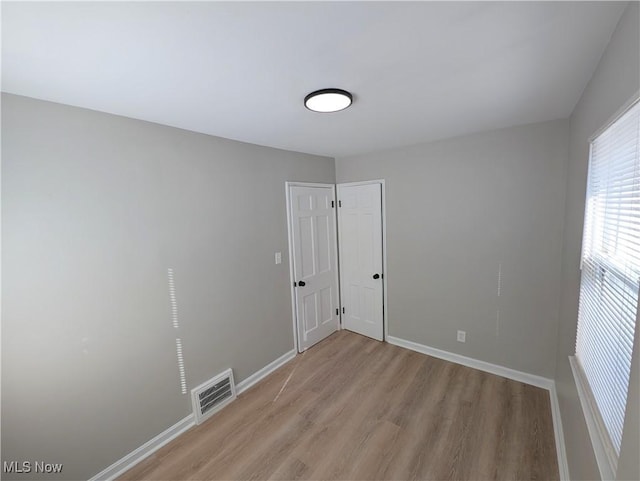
[{"xmin": 275, "ymin": 252, "xmax": 282, "ymax": 265}]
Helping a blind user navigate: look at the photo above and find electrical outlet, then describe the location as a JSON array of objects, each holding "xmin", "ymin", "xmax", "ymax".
[
  {"xmin": 457, "ymin": 330, "xmax": 466, "ymax": 343},
  {"xmin": 275, "ymin": 252, "xmax": 282, "ymax": 264}
]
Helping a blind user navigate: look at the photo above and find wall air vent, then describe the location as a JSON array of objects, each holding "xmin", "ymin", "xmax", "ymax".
[{"xmin": 191, "ymin": 368, "xmax": 236, "ymax": 425}]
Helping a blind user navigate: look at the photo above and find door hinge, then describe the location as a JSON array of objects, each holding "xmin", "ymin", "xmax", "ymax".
[
  {"xmin": 342, "ymin": 307, "xmax": 345, "ymax": 314},
  {"xmin": 331, "ymin": 200, "xmax": 335, "ymax": 208},
  {"xmin": 336, "ymin": 308, "xmax": 339, "ymax": 316},
  {"xmin": 338, "ymin": 200, "xmax": 342, "ymax": 207},
  {"xmin": 294, "ymin": 281, "xmax": 297, "ymax": 287}
]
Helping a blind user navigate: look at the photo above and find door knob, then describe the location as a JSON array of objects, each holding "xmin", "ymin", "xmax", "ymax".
[
  {"xmin": 298, "ymin": 280, "xmax": 306, "ymax": 287},
  {"xmin": 373, "ymin": 273, "xmax": 380, "ymax": 279}
]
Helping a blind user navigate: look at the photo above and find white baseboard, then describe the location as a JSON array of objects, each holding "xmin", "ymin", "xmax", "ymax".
[
  {"xmin": 88, "ymin": 414, "xmax": 195, "ymax": 481},
  {"xmin": 93, "ymin": 340, "xmax": 569, "ymax": 481},
  {"xmin": 90, "ymin": 348, "xmax": 297, "ymax": 480},
  {"xmin": 549, "ymin": 382, "xmax": 571, "ymax": 481},
  {"xmin": 236, "ymin": 348, "xmax": 297, "ymax": 395},
  {"xmin": 386, "ymin": 335, "xmax": 570, "ymax": 480},
  {"xmin": 386, "ymin": 335, "xmax": 554, "ymax": 389}
]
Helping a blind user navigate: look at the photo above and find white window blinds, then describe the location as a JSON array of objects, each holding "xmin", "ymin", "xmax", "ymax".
[{"xmin": 576, "ymin": 99, "xmax": 640, "ymax": 466}]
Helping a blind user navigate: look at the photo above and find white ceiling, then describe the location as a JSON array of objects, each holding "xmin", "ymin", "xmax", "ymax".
[{"xmin": 2, "ymin": 2, "xmax": 628, "ymax": 158}]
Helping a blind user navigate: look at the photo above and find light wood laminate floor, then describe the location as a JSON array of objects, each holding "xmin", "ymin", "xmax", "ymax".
[{"xmin": 120, "ymin": 330, "xmax": 559, "ymax": 481}]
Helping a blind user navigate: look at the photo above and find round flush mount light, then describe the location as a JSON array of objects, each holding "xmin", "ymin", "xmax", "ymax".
[{"xmin": 304, "ymin": 88, "xmax": 353, "ymax": 113}]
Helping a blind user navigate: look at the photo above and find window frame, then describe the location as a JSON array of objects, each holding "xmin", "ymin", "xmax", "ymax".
[{"xmin": 571, "ymin": 95, "xmax": 640, "ymax": 481}]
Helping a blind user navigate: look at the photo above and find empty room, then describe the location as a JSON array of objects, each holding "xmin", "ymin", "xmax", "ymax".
[{"xmin": 2, "ymin": 2, "xmax": 640, "ymax": 480}]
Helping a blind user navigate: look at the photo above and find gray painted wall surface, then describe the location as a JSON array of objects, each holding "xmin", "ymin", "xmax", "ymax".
[
  {"xmin": 554, "ymin": 3, "xmax": 640, "ymax": 480},
  {"xmin": 336, "ymin": 119, "xmax": 569, "ymax": 379},
  {"xmin": 1, "ymin": 94, "xmax": 334, "ymax": 480}
]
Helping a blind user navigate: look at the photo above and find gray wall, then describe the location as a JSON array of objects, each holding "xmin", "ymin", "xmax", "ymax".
[
  {"xmin": 1, "ymin": 93, "xmax": 334, "ymax": 480},
  {"xmin": 554, "ymin": 3, "xmax": 640, "ymax": 480},
  {"xmin": 336, "ymin": 119, "xmax": 569, "ymax": 378}
]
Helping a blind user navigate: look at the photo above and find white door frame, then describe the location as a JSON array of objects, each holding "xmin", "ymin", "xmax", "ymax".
[
  {"xmin": 336, "ymin": 179, "xmax": 388, "ymax": 340},
  {"xmin": 285, "ymin": 181, "xmax": 341, "ymax": 352}
]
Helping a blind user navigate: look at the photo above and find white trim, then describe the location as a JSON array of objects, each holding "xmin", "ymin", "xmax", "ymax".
[
  {"xmin": 588, "ymin": 93, "xmax": 640, "ymax": 142},
  {"xmin": 381, "ymin": 181, "xmax": 388, "ymax": 342},
  {"xmin": 386, "ymin": 335, "xmax": 569, "ymax": 478},
  {"xmin": 549, "ymin": 382, "xmax": 571, "ymax": 481},
  {"xmin": 236, "ymin": 348, "xmax": 297, "ymax": 395},
  {"xmin": 88, "ymin": 414, "xmax": 195, "ymax": 481},
  {"xmin": 89, "ymin": 347, "xmax": 297, "ymax": 480},
  {"xmin": 335, "ymin": 179, "xmax": 386, "ymax": 188},
  {"xmin": 93, "ymin": 335, "xmax": 567, "ymax": 481},
  {"xmin": 336, "ymin": 179, "xmax": 388, "ymax": 341},
  {"xmin": 285, "ymin": 181, "xmax": 340, "ymax": 353},
  {"xmin": 285, "ymin": 182, "xmax": 299, "ymax": 352},
  {"xmin": 569, "ymin": 356, "xmax": 617, "ymax": 481},
  {"xmin": 386, "ymin": 335, "xmax": 553, "ymax": 388}
]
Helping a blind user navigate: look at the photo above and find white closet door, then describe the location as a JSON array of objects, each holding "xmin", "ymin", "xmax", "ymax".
[
  {"xmin": 338, "ymin": 183, "xmax": 383, "ymax": 341},
  {"xmin": 290, "ymin": 185, "xmax": 340, "ymax": 351}
]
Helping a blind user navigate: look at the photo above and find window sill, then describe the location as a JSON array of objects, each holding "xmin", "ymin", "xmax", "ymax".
[{"xmin": 569, "ymin": 356, "xmax": 617, "ymax": 480}]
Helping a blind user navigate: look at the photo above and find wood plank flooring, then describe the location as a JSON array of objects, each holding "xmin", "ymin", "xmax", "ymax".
[{"xmin": 120, "ymin": 331, "xmax": 559, "ymax": 481}]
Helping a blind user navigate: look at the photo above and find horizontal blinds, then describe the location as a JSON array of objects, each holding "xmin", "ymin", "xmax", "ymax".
[{"xmin": 576, "ymin": 99, "xmax": 640, "ymax": 460}]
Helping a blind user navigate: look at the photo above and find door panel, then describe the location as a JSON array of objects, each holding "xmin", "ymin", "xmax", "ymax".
[
  {"xmin": 290, "ymin": 185, "xmax": 340, "ymax": 351},
  {"xmin": 338, "ymin": 183, "xmax": 383, "ymax": 341}
]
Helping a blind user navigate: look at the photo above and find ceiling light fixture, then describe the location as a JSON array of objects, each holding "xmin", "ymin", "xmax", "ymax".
[{"xmin": 304, "ymin": 88, "xmax": 353, "ymax": 113}]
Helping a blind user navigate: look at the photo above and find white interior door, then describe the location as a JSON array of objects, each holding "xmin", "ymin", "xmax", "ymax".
[
  {"xmin": 337, "ymin": 183, "xmax": 384, "ymax": 341},
  {"xmin": 289, "ymin": 185, "xmax": 340, "ymax": 352}
]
